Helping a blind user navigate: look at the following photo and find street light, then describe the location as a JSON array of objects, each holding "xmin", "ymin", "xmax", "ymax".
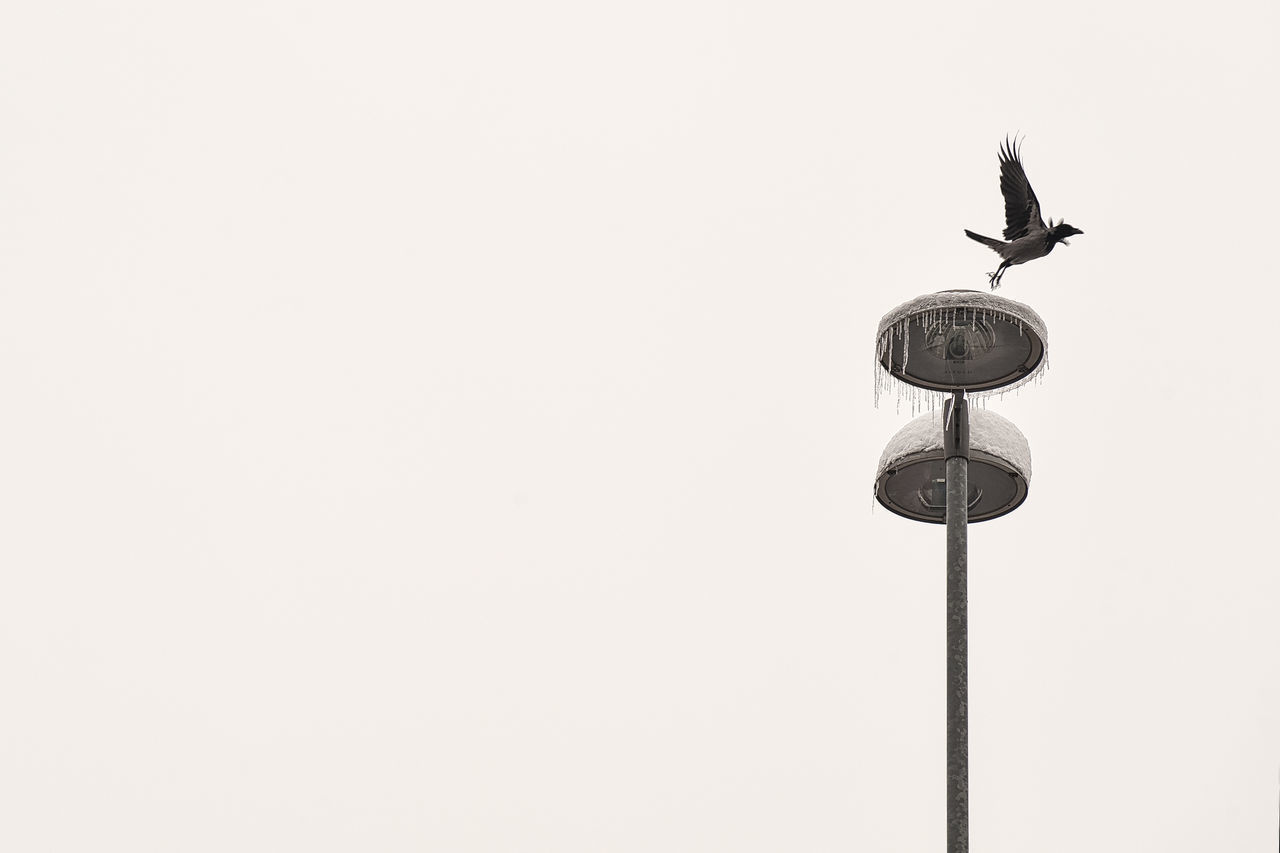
[{"xmin": 874, "ymin": 289, "xmax": 1047, "ymax": 853}]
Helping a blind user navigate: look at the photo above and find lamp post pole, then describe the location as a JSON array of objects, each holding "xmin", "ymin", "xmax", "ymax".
[{"xmin": 944, "ymin": 391, "xmax": 969, "ymax": 853}]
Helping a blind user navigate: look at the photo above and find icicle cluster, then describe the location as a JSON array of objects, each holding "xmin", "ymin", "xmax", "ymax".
[{"xmin": 873, "ymin": 290, "xmax": 1048, "ymax": 410}]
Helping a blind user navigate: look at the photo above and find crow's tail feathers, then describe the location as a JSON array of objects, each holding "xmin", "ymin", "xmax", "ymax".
[{"xmin": 964, "ymin": 229, "xmax": 1004, "ymax": 252}]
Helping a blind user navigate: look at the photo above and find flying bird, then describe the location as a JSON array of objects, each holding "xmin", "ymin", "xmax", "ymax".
[{"xmin": 965, "ymin": 137, "xmax": 1082, "ymax": 290}]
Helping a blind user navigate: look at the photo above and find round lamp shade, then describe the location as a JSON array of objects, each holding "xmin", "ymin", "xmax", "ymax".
[
  {"xmin": 876, "ymin": 290, "xmax": 1047, "ymax": 393},
  {"xmin": 874, "ymin": 408, "xmax": 1032, "ymax": 523}
]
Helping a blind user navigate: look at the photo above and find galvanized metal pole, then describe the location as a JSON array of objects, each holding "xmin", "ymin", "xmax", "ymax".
[{"xmin": 944, "ymin": 391, "xmax": 969, "ymax": 853}]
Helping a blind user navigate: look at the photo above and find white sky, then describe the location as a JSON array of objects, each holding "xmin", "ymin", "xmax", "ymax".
[{"xmin": 2, "ymin": 1, "xmax": 1278, "ymax": 850}]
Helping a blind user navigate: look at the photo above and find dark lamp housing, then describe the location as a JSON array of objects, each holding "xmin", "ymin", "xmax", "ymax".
[
  {"xmin": 874, "ymin": 408, "xmax": 1031, "ymax": 523},
  {"xmin": 876, "ymin": 290, "xmax": 1046, "ymax": 393}
]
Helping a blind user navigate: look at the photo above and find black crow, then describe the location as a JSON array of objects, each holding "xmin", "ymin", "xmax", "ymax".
[{"xmin": 965, "ymin": 137, "xmax": 1082, "ymax": 290}]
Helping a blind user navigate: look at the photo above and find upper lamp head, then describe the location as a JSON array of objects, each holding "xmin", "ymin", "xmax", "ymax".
[{"xmin": 876, "ymin": 290, "xmax": 1047, "ymax": 393}]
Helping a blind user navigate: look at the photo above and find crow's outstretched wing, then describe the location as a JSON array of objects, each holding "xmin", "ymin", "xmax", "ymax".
[{"xmin": 999, "ymin": 137, "xmax": 1045, "ymax": 240}]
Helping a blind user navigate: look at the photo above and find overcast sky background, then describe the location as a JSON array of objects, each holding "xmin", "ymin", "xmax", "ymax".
[{"xmin": 2, "ymin": 2, "xmax": 1278, "ymax": 850}]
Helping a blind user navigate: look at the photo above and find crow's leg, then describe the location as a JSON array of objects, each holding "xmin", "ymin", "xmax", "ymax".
[{"xmin": 988, "ymin": 262, "xmax": 1009, "ymax": 290}]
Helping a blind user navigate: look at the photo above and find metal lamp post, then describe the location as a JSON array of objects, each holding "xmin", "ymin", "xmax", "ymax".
[{"xmin": 873, "ymin": 290, "xmax": 1047, "ymax": 853}]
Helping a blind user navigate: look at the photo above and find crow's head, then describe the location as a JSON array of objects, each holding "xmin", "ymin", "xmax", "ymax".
[{"xmin": 1049, "ymin": 219, "xmax": 1084, "ymax": 246}]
